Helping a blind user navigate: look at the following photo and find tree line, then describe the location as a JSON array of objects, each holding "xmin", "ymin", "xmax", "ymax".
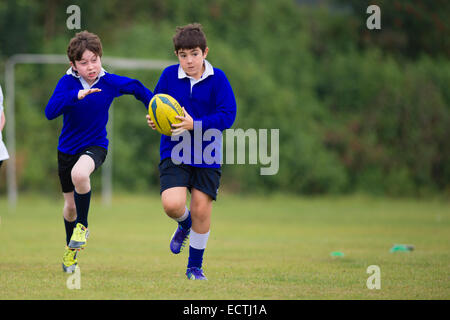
[{"xmin": 0, "ymin": 0, "xmax": 448, "ymax": 197}]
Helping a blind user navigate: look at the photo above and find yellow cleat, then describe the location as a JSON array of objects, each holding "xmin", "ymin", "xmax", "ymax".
[
  {"xmin": 68, "ymin": 223, "xmax": 90, "ymax": 250},
  {"xmin": 62, "ymin": 246, "xmax": 78, "ymax": 273}
]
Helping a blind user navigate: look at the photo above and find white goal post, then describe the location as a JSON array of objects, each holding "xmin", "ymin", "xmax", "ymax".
[{"xmin": 4, "ymin": 54, "xmax": 174, "ymax": 207}]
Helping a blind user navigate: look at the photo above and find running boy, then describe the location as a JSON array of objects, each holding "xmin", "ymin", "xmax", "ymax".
[
  {"xmin": 146, "ymin": 23, "xmax": 237, "ymax": 280},
  {"xmin": 46, "ymin": 31, "xmax": 153, "ymax": 273}
]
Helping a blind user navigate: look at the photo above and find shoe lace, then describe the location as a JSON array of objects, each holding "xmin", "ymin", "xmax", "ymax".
[
  {"xmin": 63, "ymin": 248, "xmax": 76, "ymax": 264},
  {"xmin": 178, "ymin": 227, "xmax": 190, "ymax": 248},
  {"xmin": 73, "ymin": 224, "xmax": 88, "ymax": 239}
]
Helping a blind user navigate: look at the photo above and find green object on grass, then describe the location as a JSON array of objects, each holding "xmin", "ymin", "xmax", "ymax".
[
  {"xmin": 390, "ymin": 244, "xmax": 415, "ymax": 252},
  {"xmin": 330, "ymin": 251, "xmax": 345, "ymax": 257}
]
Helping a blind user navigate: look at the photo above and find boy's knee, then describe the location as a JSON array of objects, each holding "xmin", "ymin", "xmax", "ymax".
[
  {"xmin": 191, "ymin": 208, "xmax": 209, "ymax": 223},
  {"xmin": 162, "ymin": 200, "xmax": 185, "ymax": 218},
  {"xmin": 71, "ymin": 169, "xmax": 90, "ymax": 187},
  {"xmin": 64, "ymin": 201, "xmax": 77, "ymax": 220},
  {"xmin": 65, "ymin": 201, "xmax": 76, "ymax": 212},
  {"xmin": 190, "ymin": 195, "xmax": 210, "ymax": 212},
  {"xmin": 191, "ymin": 203, "xmax": 210, "ymax": 221}
]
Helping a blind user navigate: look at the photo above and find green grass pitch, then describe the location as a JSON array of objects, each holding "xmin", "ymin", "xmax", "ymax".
[{"xmin": 0, "ymin": 194, "xmax": 449, "ymax": 299}]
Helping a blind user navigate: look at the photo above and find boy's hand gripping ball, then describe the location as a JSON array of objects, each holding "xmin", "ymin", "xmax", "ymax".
[{"xmin": 148, "ymin": 94, "xmax": 185, "ymax": 136}]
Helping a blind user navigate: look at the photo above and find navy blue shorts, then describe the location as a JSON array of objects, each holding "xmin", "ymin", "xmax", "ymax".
[
  {"xmin": 159, "ymin": 157, "xmax": 222, "ymax": 201},
  {"xmin": 58, "ymin": 146, "xmax": 107, "ymax": 193}
]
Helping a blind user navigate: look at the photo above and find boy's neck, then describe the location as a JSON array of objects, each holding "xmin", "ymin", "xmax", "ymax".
[
  {"xmin": 189, "ymin": 64, "xmax": 205, "ymax": 80},
  {"xmin": 84, "ymin": 77, "xmax": 97, "ymax": 86}
]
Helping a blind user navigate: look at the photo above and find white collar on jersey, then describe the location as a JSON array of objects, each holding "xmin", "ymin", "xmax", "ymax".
[
  {"xmin": 178, "ymin": 60, "xmax": 214, "ymax": 93},
  {"xmin": 66, "ymin": 67, "xmax": 106, "ymax": 89}
]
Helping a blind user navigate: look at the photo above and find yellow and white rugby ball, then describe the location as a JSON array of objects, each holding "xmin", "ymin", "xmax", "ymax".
[{"xmin": 148, "ymin": 94, "xmax": 184, "ymax": 136}]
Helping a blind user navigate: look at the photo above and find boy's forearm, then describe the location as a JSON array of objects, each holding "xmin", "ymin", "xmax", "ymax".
[
  {"xmin": 45, "ymin": 89, "xmax": 79, "ymax": 120},
  {"xmin": 118, "ymin": 77, "xmax": 153, "ymax": 108}
]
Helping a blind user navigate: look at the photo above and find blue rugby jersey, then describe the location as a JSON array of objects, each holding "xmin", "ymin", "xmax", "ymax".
[
  {"xmin": 154, "ymin": 61, "xmax": 237, "ymax": 168},
  {"xmin": 45, "ymin": 70, "xmax": 153, "ymax": 154}
]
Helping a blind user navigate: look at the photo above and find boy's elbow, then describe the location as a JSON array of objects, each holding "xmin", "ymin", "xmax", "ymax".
[
  {"xmin": 219, "ymin": 115, "xmax": 235, "ymax": 131},
  {"xmin": 224, "ymin": 118, "xmax": 235, "ymax": 130},
  {"xmin": 225, "ymin": 108, "xmax": 237, "ymax": 129},
  {"xmin": 45, "ymin": 108, "xmax": 56, "ymax": 120}
]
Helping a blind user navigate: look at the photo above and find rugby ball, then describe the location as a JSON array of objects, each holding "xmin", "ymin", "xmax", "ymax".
[{"xmin": 148, "ymin": 94, "xmax": 184, "ymax": 136}]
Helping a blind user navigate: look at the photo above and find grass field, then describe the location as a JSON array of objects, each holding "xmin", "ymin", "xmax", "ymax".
[{"xmin": 0, "ymin": 193, "xmax": 449, "ymax": 299}]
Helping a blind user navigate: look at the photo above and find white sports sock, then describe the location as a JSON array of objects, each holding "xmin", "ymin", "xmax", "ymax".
[
  {"xmin": 175, "ymin": 206, "xmax": 189, "ymax": 222},
  {"xmin": 190, "ymin": 229, "xmax": 210, "ymax": 250}
]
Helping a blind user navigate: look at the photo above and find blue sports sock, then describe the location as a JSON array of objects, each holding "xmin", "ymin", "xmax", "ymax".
[
  {"xmin": 64, "ymin": 218, "xmax": 77, "ymax": 245},
  {"xmin": 74, "ymin": 190, "xmax": 91, "ymax": 228},
  {"xmin": 188, "ymin": 246, "xmax": 205, "ymax": 269},
  {"xmin": 187, "ymin": 230, "xmax": 210, "ymax": 269},
  {"xmin": 179, "ymin": 211, "xmax": 192, "ymax": 230}
]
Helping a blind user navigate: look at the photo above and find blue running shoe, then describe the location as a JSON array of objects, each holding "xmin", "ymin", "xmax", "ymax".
[
  {"xmin": 170, "ymin": 225, "xmax": 190, "ymax": 254},
  {"xmin": 186, "ymin": 267, "xmax": 208, "ymax": 280}
]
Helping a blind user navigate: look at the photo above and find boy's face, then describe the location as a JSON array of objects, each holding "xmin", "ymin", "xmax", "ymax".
[
  {"xmin": 176, "ymin": 47, "xmax": 209, "ymax": 80},
  {"xmin": 71, "ymin": 49, "xmax": 102, "ymax": 85}
]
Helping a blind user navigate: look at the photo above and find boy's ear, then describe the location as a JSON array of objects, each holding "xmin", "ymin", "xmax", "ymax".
[
  {"xmin": 203, "ymin": 47, "xmax": 209, "ymax": 58},
  {"xmin": 70, "ymin": 61, "xmax": 77, "ymax": 71}
]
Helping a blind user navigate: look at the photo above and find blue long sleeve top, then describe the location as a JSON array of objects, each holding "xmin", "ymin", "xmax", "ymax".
[
  {"xmin": 45, "ymin": 70, "xmax": 153, "ymax": 154},
  {"xmin": 154, "ymin": 62, "xmax": 237, "ymax": 168}
]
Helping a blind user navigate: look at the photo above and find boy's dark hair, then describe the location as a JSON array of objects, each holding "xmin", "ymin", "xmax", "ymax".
[
  {"xmin": 67, "ymin": 31, "xmax": 103, "ymax": 64},
  {"xmin": 173, "ymin": 23, "xmax": 207, "ymax": 53}
]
